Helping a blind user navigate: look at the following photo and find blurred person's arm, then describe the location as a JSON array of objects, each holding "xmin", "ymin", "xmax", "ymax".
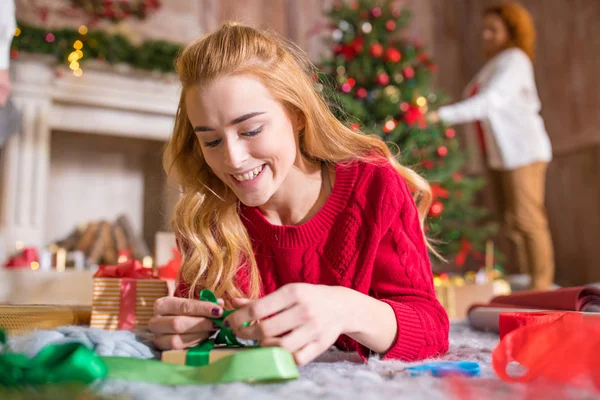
[
  {"xmin": 436, "ymin": 49, "xmax": 532, "ymax": 125},
  {"xmin": 0, "ymin": 0, "xmax": 16, "ymax": 107}
]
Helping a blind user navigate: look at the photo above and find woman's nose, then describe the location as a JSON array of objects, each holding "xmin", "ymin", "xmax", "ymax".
[{"xmin": 223, "ymin": 140, "xmax": 248, "ymax": 169}]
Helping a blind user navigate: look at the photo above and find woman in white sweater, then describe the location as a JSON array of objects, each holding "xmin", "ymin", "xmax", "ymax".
[
  {"xmin": 430, "ymin": 2, "xmax": 554, "ymax": 290},
  {"xmin": 0, "ymin": 0, "xmax": 15, "ymax": 107}
]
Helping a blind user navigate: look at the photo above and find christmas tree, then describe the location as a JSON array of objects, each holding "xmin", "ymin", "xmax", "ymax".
[{"xmin": 318, "ymin": 0, "xmax": 498, "ymax": 270}]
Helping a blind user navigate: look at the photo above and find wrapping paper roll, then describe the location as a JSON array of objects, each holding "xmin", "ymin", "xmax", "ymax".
[{"xmin": 499, "ymin": 311, "xmax": 566, "ymax": 339}]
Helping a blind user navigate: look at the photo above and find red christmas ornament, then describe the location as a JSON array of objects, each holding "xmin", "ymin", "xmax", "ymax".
[
  {"xmin": 403, "ymin": 66, "xmax": 415, "ymax": 79},
  {"xmin": 376, "ymin": 73, "xmax": 390, "ymax": 85},
  {"xmin": 356, "ymin": 87, "xmax": 368, "ymax": 99},
  {"xmin": 428, "ymin": 63, "xmax": 439, "ymax": 72},
  {"xmin": 437, "ymin": 146, "xmax": 448, "ymax": 157},
  {"xmin": 351, "ymin": 36, "xmax": 365, "ymax": 53},
  {"xmin": 430, "ymin": 184, "xmax": 450, "ymax": 202},
  {"xmin": 385, "ymin": 20, "xmax": 396, "ymax": 31},
  {"xmin": 418, "ymin": 53, "xmax": 429, "ymax": 63},
  {"xmin": 341, "ymin": 83, "xmax": 352, "ymax": 93},
  {"xmin": 370, "ymin": 43, "xmax": 384, "ymax": 58},
  {"xmin": 403, "ymin": 105, "xmax": 423, "ymax": 125},
  {"xmin": 347, "ymin": 77, "xmax": 356, "ymax": 87},
  {"xmin": 350, "ymin": 123, "xmax": 360, "ymax": 131},
  {"xmin": 429, "ymin": 201, "xmax": 444, "ymax": 217},
  {"xmin": 384, "ymin": 48, "xmax": 402, "ymax": 63},
  {"xmin": 10, "ymin": 49, "xmax": 19, "ymax": 59},
  {"xmin": 371, "ymin": 7, "xmax": 382, "ymax": 18},
  {"xmin": 445, "ymin": 128, "xmax": 456, "ymax": 139},
  {"xmin": 452, "ymin": 172, "xmax": 463, "ymax": 182},
  {"xmin": 422, "ymin": 159, "xmax": 435, "ymax": 169}
]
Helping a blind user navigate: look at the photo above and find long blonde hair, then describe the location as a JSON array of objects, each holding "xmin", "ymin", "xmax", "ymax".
[{"xmin": 164, "ymin": 22, "xmax": 433, "ymax": 303}]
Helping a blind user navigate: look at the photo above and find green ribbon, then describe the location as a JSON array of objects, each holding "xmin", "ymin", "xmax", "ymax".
[
  {"xmin": 186, "ymin": 289, "xmax": 254, "ymax": 366},
  {"xmin": 0, "ymin": 291, "xmax": 298, "ymax": 387},
  {"xmin": 0, "ymin": 331, "xmax": 107, "ymax": 387}
]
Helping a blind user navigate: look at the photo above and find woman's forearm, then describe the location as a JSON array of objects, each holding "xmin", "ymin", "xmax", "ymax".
[{"xmin": 337, "ymin": 286, "xmax": 398, "ymax": 354}]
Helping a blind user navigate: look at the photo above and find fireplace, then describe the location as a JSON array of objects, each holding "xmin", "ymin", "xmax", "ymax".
[{"xmin": 0, "ymin": 56, "xmax": 181, "ymax": 259}]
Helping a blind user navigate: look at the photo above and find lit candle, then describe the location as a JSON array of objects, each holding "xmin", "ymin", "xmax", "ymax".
[
  {"xmin": 56, "ymin": 248, "xmax": 66, "ymax": 272},
  {"xmin": 142, "ymin": 256, "xmax": 153, "ymax": 269}
]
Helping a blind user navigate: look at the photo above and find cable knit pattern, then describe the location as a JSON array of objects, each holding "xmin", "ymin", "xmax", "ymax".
[{"xmin": 237, "ymin": 160, "xmax": 449, "ymax": 361}]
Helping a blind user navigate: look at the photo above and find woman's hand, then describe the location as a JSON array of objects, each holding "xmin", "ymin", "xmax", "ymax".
[
  {"xmin": 149, "ymin": 296, "xmax": 224, "ymax": 350},
  {"xmin": 224, "ymin": 283, "xmax": 350, "ymax": 365},
  {"xmin": 427, "ymin": 110, "xmax": 440, "ymax": 123}
]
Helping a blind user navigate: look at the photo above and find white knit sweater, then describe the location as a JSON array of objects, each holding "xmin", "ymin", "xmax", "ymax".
[{"xmin": 438, "ymin": 48, "xmax": 552, "ymax": 170}]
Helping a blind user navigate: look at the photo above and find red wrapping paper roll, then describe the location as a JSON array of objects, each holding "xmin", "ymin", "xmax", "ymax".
[{"xmin": 499, "ymin": 311, "xmax": 566, "ymax": 339}]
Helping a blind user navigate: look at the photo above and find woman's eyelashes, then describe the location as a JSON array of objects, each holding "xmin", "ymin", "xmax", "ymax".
[{"xmin": 202, "ymin": 127, "xmax": 263, "ymax": 148}]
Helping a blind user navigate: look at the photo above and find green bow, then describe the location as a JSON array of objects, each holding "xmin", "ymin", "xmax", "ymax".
[
  {"xmin": 186, "ymin": 289, "xmax": 254, "ymax": 366},
  {"xmin": 0, "ymin": 329, "xmax": 107, "ymax": 387}
]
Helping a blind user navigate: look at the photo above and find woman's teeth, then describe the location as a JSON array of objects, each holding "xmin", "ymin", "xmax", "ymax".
[{"xmin": 234, "ymin": 165, "xmax": 264, "ymax": 182}]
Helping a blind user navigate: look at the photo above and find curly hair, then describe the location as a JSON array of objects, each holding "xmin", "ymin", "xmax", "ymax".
[{"xmin": 485, "ymin": 2, "xmax": 536, "ymax": 62}]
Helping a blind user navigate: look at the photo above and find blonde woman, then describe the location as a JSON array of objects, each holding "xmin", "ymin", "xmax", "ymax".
[
  {"xmin": 149, "ymin": 23, "xmax": 449, "ymax": 365},
  {"xmin": 430, "ymin": 2, "xmax": 554, "ymax": 290}
]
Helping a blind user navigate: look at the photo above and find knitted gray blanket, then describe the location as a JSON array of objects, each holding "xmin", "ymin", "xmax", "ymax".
[{"xmin": 9, "ymin": 323, "xmax": 596, "ymax": 400}]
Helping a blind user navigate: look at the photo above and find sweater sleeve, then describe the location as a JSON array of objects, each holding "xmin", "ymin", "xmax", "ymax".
[
  {"xmin": 358, "ymin": 172, "xmax": 449, "ymax": 361},
  {"xmin": 437, "ymin": 49, "xmax": 532, "ymax": 125},
  {"xmin": 0, "ymin": 0, "xmax": 16, "ymax": 70}
]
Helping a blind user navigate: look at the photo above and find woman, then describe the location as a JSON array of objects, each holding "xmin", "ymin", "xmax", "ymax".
[
  {"xmin": 429, "ymin": 2, "xmax": 554, "ymax": 290},
  {"xmin": 149, "ymin": 22, "xmax": 449, "ymax": 365}
]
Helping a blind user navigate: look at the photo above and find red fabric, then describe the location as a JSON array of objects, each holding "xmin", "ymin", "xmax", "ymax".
[
  {"xmin": 177, "ymin": 160, "xmax": 449, "ymax": 361},
  {"xmin": 469, "ymin": 84, "xmax": 488, "ymax": 159}
]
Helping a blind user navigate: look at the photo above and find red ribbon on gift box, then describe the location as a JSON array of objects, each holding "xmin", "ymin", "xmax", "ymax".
[
  {"xmin": 157, "ymin": 247, "xmax": 181, "ymax": 280},
  {"xmin": 94, "ymin": 260, "xmax": 160, "ymax": 330},
  {"xmin": 4, "ymin": 247, "xmax": 39, "ymax": 268}
]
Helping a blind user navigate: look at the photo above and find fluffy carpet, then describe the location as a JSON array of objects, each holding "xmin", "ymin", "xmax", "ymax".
[{"xmin": 8, "ymin": 323, "xmax": 597, "ymax": 400}]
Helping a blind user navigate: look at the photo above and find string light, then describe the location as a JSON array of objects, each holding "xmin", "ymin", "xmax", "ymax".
[
  {"xmin": 69, "ymin": 60, "xmax": 80, "ymax": 70},
  {"xmin": 70, "ymin": 39, "xmax": 85, "ymax": 77},
  {"xmin": 78, "ymin": 25, "xmax": 88, "ymax": 35},
  {"xmin": 14, "ymin": 27, "xmax": 21, "ymax": 37},
  {"xmin": 73, "ymin": 40, "xmax": 83, "ymax": 50},
  {"xmin": 73, "ymin": 68, "xmax": 83, "ymax": 77},
  {"xmin": 416, "ymin": 96, "xmax": 427, "ymax": 107},
  {"xmin": 30, "ymin": 261, "xmax": 40, "ymax": 271}
]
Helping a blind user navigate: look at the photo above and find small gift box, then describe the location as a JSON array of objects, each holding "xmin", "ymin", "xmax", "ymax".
[
  {"xmin": 90, "ymin": 260, "xmax": 168, "ymax": 330},
  {"xmin": 162, "ymin": 289, "xmax": 258, "ymax": 366}
]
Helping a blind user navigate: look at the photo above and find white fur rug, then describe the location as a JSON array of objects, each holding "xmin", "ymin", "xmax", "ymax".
[{"xmin": 10, "ymin": 322, "xmax": 597, "ymax": 400}]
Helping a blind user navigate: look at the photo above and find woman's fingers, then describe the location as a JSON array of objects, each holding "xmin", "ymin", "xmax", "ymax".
[
  {"xmin": 153, "ymin": 332, "xmax": 210, "ymax": 351},
  {"xmin": 154, "ymin": 296, "xmax": 223, "ymax": 318},
  {"xmin": 148, "ymin": 315, "xmax": 217, "ymax": 334}
]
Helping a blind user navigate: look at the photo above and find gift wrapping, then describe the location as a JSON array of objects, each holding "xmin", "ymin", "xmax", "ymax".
[
  {"xmin": 90, "ymin": 260, "xmax": 168, "ymax": 330},
  {"xmin": 0, "ymin": 305, "xmax": 91, "ymax": 335},
  {"xmin": 162, "ymin": 346, "xmax": 250, "ymax": 365},
  {"xmin": 435, "ymin": 281, "xmax": 496, "ymax": 320}
]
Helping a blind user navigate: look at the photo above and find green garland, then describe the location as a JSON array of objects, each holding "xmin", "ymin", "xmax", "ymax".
[{"xmin": 12, "ymin": 21, "xmax": 181, "ymax": 74}]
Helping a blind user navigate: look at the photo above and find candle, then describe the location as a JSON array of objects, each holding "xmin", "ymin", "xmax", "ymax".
[
  {"xmin": 56, "ymin": 248, "xmax": 66, "ymax": 272},
  {"xmin": 142, "ymin": 256, "xmax": 153, "ymax": 269}
]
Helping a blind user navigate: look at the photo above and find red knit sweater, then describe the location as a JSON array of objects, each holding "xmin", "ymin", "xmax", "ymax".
[{"xmin": 178, "ymin": 160, "xmax": 449, "ymax": 361}]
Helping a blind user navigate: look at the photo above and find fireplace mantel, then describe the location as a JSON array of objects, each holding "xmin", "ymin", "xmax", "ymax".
[{"xmin": 1, "ymin": 57, "xmax": 181, "ymax": 255}]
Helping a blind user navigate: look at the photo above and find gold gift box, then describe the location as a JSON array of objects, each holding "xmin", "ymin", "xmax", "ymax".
[{"xmin": 90, "ymin": 278, "xmax": 168, "ymax": 330}]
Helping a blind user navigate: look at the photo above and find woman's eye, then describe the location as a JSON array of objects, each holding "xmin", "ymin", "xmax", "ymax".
[
  {"xmin": 243, "ymin": 127, "xmax": 262, "ymax": 137},
  {"xmin": 204, "ymin": 138, "xmax": 222, "ymax": 148}
]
